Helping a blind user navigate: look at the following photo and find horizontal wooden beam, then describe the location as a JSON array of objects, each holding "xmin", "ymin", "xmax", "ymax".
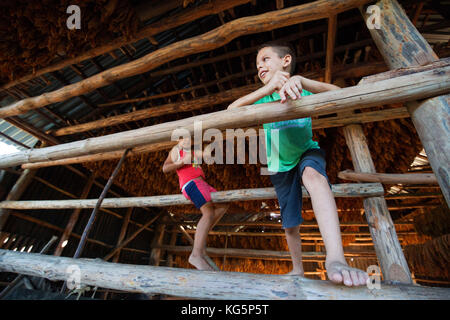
[
  {"xmin": 1, "ymin": 250, "xmax": 449, "ymax": 299},
  {"xmin": 51, "ymin": 84, "xmax": 260, "ymax": 136},
  {"xmin": 0, "ymin": 184, "xmax": 384, "ymax": 210},
  {"xmin": 178, "ymin": 230, "xmax": 417, "ymax": 238},
  {"xmin": 158, "ymin": 245, "xmax": 377, "ymax": 260},
  {"xmin": 338, "ymin": 170, "xmax": 439, "ymax": 184},
  {"xmin": 1, "ymin": 62, "xmax": 449, "ymax": 169},
  {"xmin": 23, "ymin": 106, "xmax": 409, "ymax": 170},
  {"xmin": 173, "ymin": 221, "xmax": 415, "ymax": 228},
  {"xmin": 0, "ymin": 0, "xmax": 372, "ymax": 119}
]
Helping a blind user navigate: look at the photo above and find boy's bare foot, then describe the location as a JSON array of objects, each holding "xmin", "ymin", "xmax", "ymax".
[
  {"xmin": 188, "ymin": 254, "xmax": 214, "ymax": 271},
  {"xmin": 286, "ymin": 269, "xmax": 304, "ymax": 276},
  {"xmin": 325, "ymin": 261, "xmax": 369, "ymax": 286}
]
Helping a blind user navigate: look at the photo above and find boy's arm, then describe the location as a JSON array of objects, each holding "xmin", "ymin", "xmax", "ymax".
[
  {"xmin": 227, "ymin": 70, "xmax": 290, "ymax": 109},
  {"xmin": 297, "ymin": 76, "xmax": 340, "ymax": 93},
  {"xmin": 162, "ymin": 146, "xmax": 188, "ymax": 173},
  {"xmin": 278, "ymin": 75, "xmax": 340, "ymax": 102},
  {"xmin": 227, "ymin": 86, "xmax": 273, "ymax": 110}
]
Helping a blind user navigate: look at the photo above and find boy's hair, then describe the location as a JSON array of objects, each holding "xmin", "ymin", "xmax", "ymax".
[{"xmin": 257, "ymin": 41, "xmax": 296, "ymax": 75}]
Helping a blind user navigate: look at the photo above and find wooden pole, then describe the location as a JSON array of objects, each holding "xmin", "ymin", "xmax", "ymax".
[
  {"xmin": 0, "ymin": 63, "xmax": 448, "ymax": 169},
  {"xmin": 0, "ymin": 184, "xmax": 385, "ymax": 210},
  {"xmin": 343, "ymin": 124, "xmax": 412, "ymax": 283},
  {"xmin": 111, "ymin": 207, "xmax": 134, "ymax": 262},
  {"xmin": 72, "ymin": 149, "xmax": 130, "ymax": 260},
  {"xmin": 51, "ymin": 84, "xmax": 260, "ymax": 136},
  {"xmin": 338, "ymin": 170, "xmax": 438, "ymax": 184},
  {"xmin": 325, "ymin": 14, "xmax": 337, "ymax": 83},
  {"xmin": 158, "ymin": 245, "xmax": 377, "ymax": 260},
  {"xmin": 21, "ymin": 107, "xmax": 410, "ymax": 170},
  {"xmin": 104, "ymin": 212, "xmax": 162, "ymax": 261},
  {"xmin": 0, "ymin": 0, "xmax": 374, "ymax": 119},
  {"xmin": 53, "ymin": 174, "xmax": 96, "ymax": 256},
  {"xmin": 0, "ymin": 169, "xmax": 36, "ymax": 231},
  {"xmin": 149, "ymin": 222, "xmax": 166, "ymax": 266},
  {"xmin": 1, "ymin": 250, "xmax": 449, "ymax": 300},
  {"xmin": 0, "ymin": 236, "xmax": 58, "ymax": 299},
  {"xmin": 361, "ymin": 0, "xmax": 449, "ymax": 206}
]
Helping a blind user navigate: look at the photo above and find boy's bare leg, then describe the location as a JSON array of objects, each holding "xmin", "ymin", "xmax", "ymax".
[
  {"xmin": 189, "ymin": 202, "xmax": 215, "ymax": 271},
  {"xmin": 302, "ymin": 167, "xmax": 369, "ymax": 286},
  {"xmin": 210, "ymin": 204, "xmax": 229, "ymax": 231},
  {"xmin": 285, "ymin": 225, "xmax": 305, "ymax": 275}
]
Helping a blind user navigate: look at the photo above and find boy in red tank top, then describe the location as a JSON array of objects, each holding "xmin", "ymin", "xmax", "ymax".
[{"xmin": 163, "ymin": 137, "xmax": 228, "ymax": 271}]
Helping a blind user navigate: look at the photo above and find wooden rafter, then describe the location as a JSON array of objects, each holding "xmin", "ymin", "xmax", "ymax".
[
  {"xmin": 0, "ymin": 0, "xmax": 373, "ymax": 119},
  {"xmin": 0, "ymin": 61, "xmax": 448, "ymax": 169}
]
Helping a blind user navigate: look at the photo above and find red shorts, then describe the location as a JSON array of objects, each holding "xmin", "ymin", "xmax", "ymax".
[{"xmin": 182, "ymin": 179, "xmax": 217, "ymax": 209}]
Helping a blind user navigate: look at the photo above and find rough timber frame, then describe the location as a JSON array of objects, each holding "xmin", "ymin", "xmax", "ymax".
[
  {"xmin": 0, "ymin": 0, "xmax": 449, "ymax": 299},
  {"xmin": 1, "ymin": 250, "xmax": 450, "ymax": 300}
]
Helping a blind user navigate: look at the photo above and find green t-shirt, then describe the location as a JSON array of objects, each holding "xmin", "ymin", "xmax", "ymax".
[{"xmin": 254, "ymin": 90, "xmax": 319, "ymax": 172}]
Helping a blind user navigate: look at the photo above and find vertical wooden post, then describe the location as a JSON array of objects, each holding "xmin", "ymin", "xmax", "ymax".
[
  {"xmin": 361, "ymin": 0, "xmax": 449, "ymax": 206},
  {"xmin": 149, "ymin": 222, "xmax": 166, "ymax": 266},
  {"xmin": 325, "ymin": 14, "xmax": 337, "ymax": 83},
  {"xmin": 343, "ymin": 124, "xmax": 412, "ymax": 283},
  {"xmin": 166, "ymin": 226, "xmax": 178, "ymax": 267},
  {"xmin": 102, "ymin": 206, "xmax": 133, "ymax": 300},
  {"xmin": 0, "ymin": 169, "xmax": 36, "ymax": 232},
  {"xmin": 53, "ymin": 174, "xmax": 96, "ymax": 256},
  {"xmin": 111, "ymin": 207, "xmax": 133, "ymax": 262}
]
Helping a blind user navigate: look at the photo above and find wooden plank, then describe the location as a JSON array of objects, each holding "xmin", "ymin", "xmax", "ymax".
[
  {"xmin": 1, "ymin": 250, "xmax": 449, "ymax": 300},
  {"xmin": 338, "ymin": 170, "xmax": 438, "ymax": 184},
  {"xmin": 0, "ymin": 0, "xmax": 372, "ymax": 119},
  {"xmin": 0, "ymin": 184, "xmax": 385, "ymax": 210},
  {"xmin": 1, "ymin": 64, "xmax": 449, "ymax": 169}
]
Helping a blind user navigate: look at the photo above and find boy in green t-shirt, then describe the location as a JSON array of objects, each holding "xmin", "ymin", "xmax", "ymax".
[{"xmin": 228, "ymin": 41, "xmax": 368, "ymax": 287}]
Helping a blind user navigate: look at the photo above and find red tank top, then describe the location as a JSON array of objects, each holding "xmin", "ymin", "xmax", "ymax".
[{"xmin": 176, "ymin": 148, "xmax": 205, "ymax": 189}]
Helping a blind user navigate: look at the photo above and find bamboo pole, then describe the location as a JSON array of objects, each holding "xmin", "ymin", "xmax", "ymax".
[
  {"xmin": 1, "ymin": 250, "xmax": 449, "ymax": 300},
  {"xmin": 0, "ymin": 184, "xmax": 385, "ymax": 210},
  {"xmin": 0, "ymin": 0, "xmax": 373, "ymax": 119},
  {"xmin": 338, "ymin": 170, "xmax": 438, "ymax": 184},
  {"xmin": 1, "ymin": 63, "xmax": 449, "ymax": 169}
]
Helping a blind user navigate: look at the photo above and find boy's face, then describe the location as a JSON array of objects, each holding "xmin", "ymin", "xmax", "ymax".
[
  {"xmin": 256, "ymin": 46, "xmax": 291, "ymax": 85},
  {"xmin": 178, "ymin": 137, "xmax": 191, "ymax": 149}
]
